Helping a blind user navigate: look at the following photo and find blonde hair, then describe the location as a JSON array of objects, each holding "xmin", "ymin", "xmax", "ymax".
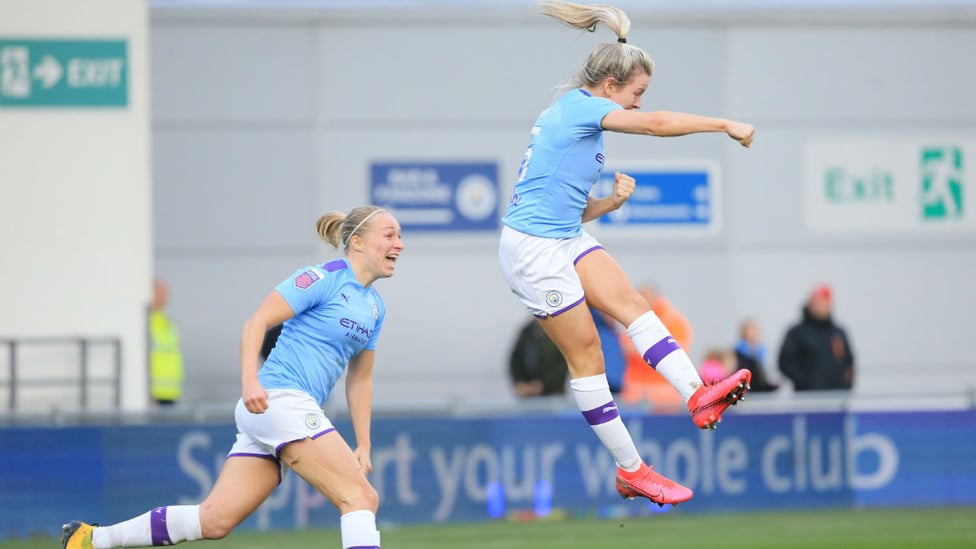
[
  {"xmin": 315, "ymin": 206, "xmax": 386, "ymax": 250},
  {"xmin": 541, "ymin": 0, "xmax": 630, "ymax": 38},
  {"xmin": 541, "ymin": 0, "xmax": 654, "ymax": 93}
]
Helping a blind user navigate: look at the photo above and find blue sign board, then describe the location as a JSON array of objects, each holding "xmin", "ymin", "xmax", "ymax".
[
  {"xmin": 370, "ymin": 162, "xmax": 499, "ymax": 231},
  {"xmin": 596, "ymin": 167, "xmax": 715, "ymax": 227},
  {"xmin": 2, "ymin": 410, "xmax": 973, "ymax": 539},
  {"xmin": 0, "ymin": 39, "xmax": 128, "ymax": 107}
]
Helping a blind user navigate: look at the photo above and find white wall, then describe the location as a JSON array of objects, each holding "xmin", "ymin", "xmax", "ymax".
[
  {"xmin": 145, "ymin": 3, "xmax": 976, "ymax": 409},
  {"xmin": 0, "ymin": 0, "xmax": 152, "ymax": 412}
]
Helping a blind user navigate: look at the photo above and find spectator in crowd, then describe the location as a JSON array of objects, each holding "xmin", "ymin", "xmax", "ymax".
[
  {"xmin": 698, "ymin": 347, "xmax": 736, "ymax": 384},
  {"xmin": 778, "ymin": 283, "xmax": 855, "ymax": 391},
  {"xmin": 590, "ymin": 306, "xmax": 626, "ymax": 394},
  {"xmin": 509, "ymin": 316, "xmax": 569, "ymax": 397},
  {"xmin": 620, "ymin": 284, "xmax": 693, "ymax": 405},
  {"xmin": 259, "ymin": 323, "xmax": 283, "ymax": 363},
  {"xmin": 63, "ymin": 205, "xmax": 402, "ymax": 549},
  {"xmin": 148, "ymin": 278, "xmax": 184, "ymax": 406},
  {"xmin": 734, "ymin": 317, "xmax": 779, "ymax": 392}
]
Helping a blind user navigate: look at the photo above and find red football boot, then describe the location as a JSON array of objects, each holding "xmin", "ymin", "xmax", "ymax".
[
  {"xmin": 616, "ymin": 463, "xmax": 693, "ymax": 505},
  {"xmin": 687, "ymin": 368, "xmax": 751, "ymax": 430}
]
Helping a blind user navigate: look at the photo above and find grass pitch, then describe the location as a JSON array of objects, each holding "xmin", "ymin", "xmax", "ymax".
[{"xmin": 5, "ymin": 507, "xmax": 973, "ymax": 549}]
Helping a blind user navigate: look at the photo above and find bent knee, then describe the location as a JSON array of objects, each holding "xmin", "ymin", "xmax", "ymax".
[
  {"xmin": 356, "ymin": 484, "xmax": 380, "ymax": 512},
  {"xmin": 199, "ymin": 504, "xmax": 238, "ymax": 540},
  {"xmin": 201, "ymin": 520, "xmax": 235, "ymax": 540},
  {"xmin": 337, "ymin": 483, "xmax": 379, "ymax": 514}
]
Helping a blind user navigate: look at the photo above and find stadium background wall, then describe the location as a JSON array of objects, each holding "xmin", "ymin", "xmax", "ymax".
[{"xmin": 1, "ymin": 1, "xmax": 975, "ymax": 413}]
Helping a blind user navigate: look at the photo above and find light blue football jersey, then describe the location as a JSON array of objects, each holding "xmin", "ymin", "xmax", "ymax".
[
  {"xmin": 259, "ymin": 258, "xmax": 385, "ymax": 407},
  {"xmin": 502, "ymin": 89, "xmax": 621, "ymax": 238}
]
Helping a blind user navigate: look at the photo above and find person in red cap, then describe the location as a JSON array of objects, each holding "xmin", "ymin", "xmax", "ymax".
[{"xmin": 777, "ymin": 283, "xmax": 856, "ymax": 391}]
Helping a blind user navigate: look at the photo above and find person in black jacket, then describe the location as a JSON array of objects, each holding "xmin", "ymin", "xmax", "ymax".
[
  {"xmin": 778, "ymin": 284, "xmax": 855, "ymax": 391},
  {"xmin": 509, "ymin": 317, "xmax": 568, "ymax": 397},
  {"xmin": 734, "ymin": 317, "xmax": 779, "ymax": 392},
  {"xmin": 259, "ymin": 323, "xmax": 283, "ymax": 362}
]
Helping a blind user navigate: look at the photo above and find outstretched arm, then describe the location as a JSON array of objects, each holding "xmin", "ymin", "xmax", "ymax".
[
  {"xmin": 346, "ymin": 349, "xmax": 375, "ymax": 474},
  {"xmin": 602, "ymin": 109, "xmax": 754, "ymax": 147}
]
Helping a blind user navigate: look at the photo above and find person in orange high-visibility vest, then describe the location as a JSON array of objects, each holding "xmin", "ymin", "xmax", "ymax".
[
  {"xmin": 620, "ymin": 283, "xmax": 692, "ymax": 409},
  {"xmin": 149, "ymin": 278, "xmax": 184, "ymax": 405}
]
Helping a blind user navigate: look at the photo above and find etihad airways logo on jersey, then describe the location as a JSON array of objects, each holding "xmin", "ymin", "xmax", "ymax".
[
  {"xmin": 340, "ymin": 318, "xmax": 373, "ymax": 343},
  {"xmin": 595, "ymin": 153, "xmax": 605, "ymax": 164}
]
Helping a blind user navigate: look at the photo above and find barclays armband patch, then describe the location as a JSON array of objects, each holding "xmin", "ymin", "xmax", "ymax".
[{"xmin": 294, "ymin": 269, "xmax": 322, "ymax": 290}]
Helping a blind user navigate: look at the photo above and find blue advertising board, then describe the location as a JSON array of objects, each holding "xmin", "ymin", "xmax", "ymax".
[
  {"xmin": 370, "ymin": 162, "xmax": 499, "ymax": 232},
  {"xmin": 595, "ymin": 163, "xmax": 719, "ymax": 232},
  {"xmin": 1, "ymin": 410, "xmax": 973, "ymax": 539}
]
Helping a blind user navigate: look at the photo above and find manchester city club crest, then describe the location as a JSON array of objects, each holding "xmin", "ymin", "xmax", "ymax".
[
  {"xmin": 545, "ymin": 290, "xmax": 563, "ymax": 308},
  {"xmin": 304, "ymin": 414, "xmax": 322, "ymax": 430}
]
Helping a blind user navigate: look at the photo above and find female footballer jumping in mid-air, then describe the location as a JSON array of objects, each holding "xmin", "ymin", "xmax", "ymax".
[{"xmin": 499, "ymin": 0, "xmax": 756, "ymax": 505}]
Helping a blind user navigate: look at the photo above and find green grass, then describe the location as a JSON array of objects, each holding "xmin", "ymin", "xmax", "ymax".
[{"xmin": 6, "ymin": 507, "xmax": 974, "ymax": 549}]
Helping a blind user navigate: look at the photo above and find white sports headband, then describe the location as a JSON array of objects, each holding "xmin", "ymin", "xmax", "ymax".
[{"xmin": 342, "ymin": 208, "xmax": 386, "ymax": 249}]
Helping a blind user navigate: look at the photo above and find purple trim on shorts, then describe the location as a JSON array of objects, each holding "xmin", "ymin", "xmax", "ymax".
[
  {"xmin": 227, "ymin": 452, "xmax": 278, "ymax": 462},
  {"xmin": 227, "ymin": 452, "xmax": 283, "ymax": 484},
  {"xmin": 310, "ymin": 427, "xmax": 336, "ymax": 440},
  {"xmin": 548, "ymin": 295, "xmax": 586, "ymax": 317},
  {"xmin": 643, "ymin": 336, "xmax": 681, "ymax": 368},
  {"xmin": 346, "ymin": 546, "xmax": 379, "ymax": 549},
  {"xmin": 275, "ymin": 437, "xmax": 306, "ymax": 457},
  {"xmin": 581, "ymin": 400, "xmax": 620, "ymax": 425},
  {"xmin": 274, "ymin": 427, "xmax": 336, "ymax": 456},
  {"xmin": 573, "ymin": 245, "xmax": 604, "ymax": 265},
  {"xmin": 150, "ymin": 507, "xmax": 171, "ymax": 546}
]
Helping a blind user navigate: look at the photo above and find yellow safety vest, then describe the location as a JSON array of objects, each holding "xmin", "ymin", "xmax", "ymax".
[{"xmin": 149, "ymin": 310, "xmax": 184, "ymax": 402}]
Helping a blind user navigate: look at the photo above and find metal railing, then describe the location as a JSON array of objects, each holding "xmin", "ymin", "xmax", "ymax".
[{"xmin": 0, "ymin": 336, "xmax": 122, "ymax": 413}]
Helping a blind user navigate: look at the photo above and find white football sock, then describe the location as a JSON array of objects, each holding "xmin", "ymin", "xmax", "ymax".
[
  {"xmin": 340, "ymin": 510, "xmax": 380, "ymax": 549},
  {"xmin": 92, "ymin": 506, "xmax": 201, "ymax": 548},
  {"xmin": 626, "ymin": 311, "xmax": 702, "ymax": 402},
  {"xmin": 571, "ymin": 374, "xmax": 641, "ymax": 472}
]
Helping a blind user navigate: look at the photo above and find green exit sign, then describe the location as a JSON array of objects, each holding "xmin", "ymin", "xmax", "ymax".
[{"xmin": 0, "ymin": 39, "xmax": 128, "ymax": 107}]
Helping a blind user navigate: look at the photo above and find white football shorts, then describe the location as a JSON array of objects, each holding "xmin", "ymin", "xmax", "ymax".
[
  {"xmin": 498, "ymin": 225, "xmax": 604, "ymax": 318},
  {"xmin": 228, "ymin": 389, "xmax": 336, "ymax": 477}
]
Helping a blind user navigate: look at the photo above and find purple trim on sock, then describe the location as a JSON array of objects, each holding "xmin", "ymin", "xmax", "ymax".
[
  {"xmin": 643, "ymin": 336, "xmax": 681, "ymax": 368},
  {"xmin": 581, "ymin": 400, "xmax": 620, "ymax": 426},
  {"xmin": 150, "ymin": 507, "xmax": 171, "ymax": 546},
  {"xmin": 573, "ymin": 245, "xmax": 604, "ymax": 265},
  {"xmin": 345, "ymin": 546, "xmax": 379, "ymax": 549}
]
